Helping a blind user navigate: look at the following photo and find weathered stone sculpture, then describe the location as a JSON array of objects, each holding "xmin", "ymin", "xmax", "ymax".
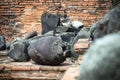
[
  {"xmin": 41, "ymin": 12, "xmax": 60, "ymax": 35},
  {"xmin": 92, "ymin": 3, "xmax": 120, "ymax": 40},
  {"xmin": 28, "ymin": 36, "xmax": 67, "ymax": 65},
  {"xmin": 8, "ymin": 41, "xmax": 30, "ymax": 62},
  {"xmin": 7, "ymin": 13, "xmax": 84, "ymax": 64},
  {"xmin": 79, "ymin": 33, "xmax": 120, "ymax": 80}
]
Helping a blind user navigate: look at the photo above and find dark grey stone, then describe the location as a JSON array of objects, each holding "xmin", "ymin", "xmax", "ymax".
[
  {"xmin": 92, "ymin": 4, "xmax": 120, "ymax": 40},
  {"xmin": 70, "ymin": 27, "xmax": 89, "ymax": 61},
  {"xmin": 79, "ymin": 33, "xmax": 120, "ymax": 80},
  {"xmin": 8, "ymin": 41, "xmax": 30, "ymax": 62},
  {"xmin": 0, "ymin": 35, "xmax": 6, "ymax": 51},
  {"xmin": 88, "ymin": 10, "xmax": 96, "ymax": 14},
  {"xmin": 28, "ymin": 36, "xmax": 67, "ymax": 65},
  {"xmin": 41, "ymin": 13, "xmax": 60, "ymax": 34},
  {"xmin": 25, "ymin": 31, "xmax": 38, "ymax": 39}
]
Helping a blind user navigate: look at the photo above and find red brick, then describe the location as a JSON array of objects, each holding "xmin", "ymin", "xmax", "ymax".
[
  {"xmin": 0, "ymin": 0, "xmax": 111, "ymax": 42},
  {"xmin": 0, "ymin": 66, "xmax": 5, "ymax": 71},
  {"xmin": 30, "ymin": 66, "xmax": 40, "ymax": 71},
  {"xmin": 40, "ymin": 65, "xmax": 69, "ymax": 71},
  {"xmin": 11, "ymin": 66, "xmax": 31, "ymax": 71},
  {"xmin": 46, "ymin": 73, "xmax": 59, "ymax": 78},
  {"xmin": 62, "ymin": 66, "xmax": 80, "ymax": 80}
]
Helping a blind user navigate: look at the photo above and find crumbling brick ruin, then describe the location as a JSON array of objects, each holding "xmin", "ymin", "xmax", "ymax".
[{"xmin": 0, "ymin": 0, "xmax": 111, "ymax": 42}]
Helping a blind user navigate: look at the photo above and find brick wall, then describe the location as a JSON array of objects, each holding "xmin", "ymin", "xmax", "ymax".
[{"xmin": 0, "ymin": 0, "xmax": 111, "ymax": 42}]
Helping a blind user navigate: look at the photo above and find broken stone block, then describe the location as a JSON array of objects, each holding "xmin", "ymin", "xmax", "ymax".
[
  {"xmin": 0, "ymin": 35, "xmax": 6, "ymax": 51},
  {"xmin": 41, "ymin": 13, "xmax": 60, "ymax": 34},
  {"xmin": 28, "ymin": 36, "xmax": 67, "ymax": 65},
  {"xmin": 8, "ymin": 41, "xmax": 30, "ymax": 62}
]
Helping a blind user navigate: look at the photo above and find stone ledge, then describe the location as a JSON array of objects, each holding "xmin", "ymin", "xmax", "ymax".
[
  {"xmin": 0, "ymin": 58, "xmax": 71, "ymax": 80},
  {"xmin": 62, "ymin": 66, "xmax": 80, "ymax": 80},
  {"xmin": 74, "ymin": 39, "xmax": 89, "ymax": 49},
  {"xmin": 0, "ymin": 62, "xmax": 70, "ymax": 72},
  {"xmin": 0, "ymin": 38, "xmax": 88, "ymax": 80}
]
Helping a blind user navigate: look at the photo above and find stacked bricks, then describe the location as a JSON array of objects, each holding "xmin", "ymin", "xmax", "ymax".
[
  {"xmin": 0, "ymin": 60, "xmax": 70, "ymax": 80},
  {"xmin": 0, "ymin": 0, "xmax": 111, "ymax": 42}
]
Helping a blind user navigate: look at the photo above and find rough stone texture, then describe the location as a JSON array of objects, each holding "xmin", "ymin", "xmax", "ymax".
[
  {"xmin": 28, "ymin": 36, "xmax": 67, "ymax": 66},
  {"xmin": 41, "ymin": 12, "xmax": 60, "ymax": 34},
  {"xmin": 70, "ymin": 27, "xmax": 89, "ymax": 61},
  {"xmin": 0, "ymin": 0, "xmax": 111, "ymax": 42},
  {"xmin": 8, "ymin": 41, "xmax": 30, "ymax": 62},
  {"xmin": 92, "ymin": 3, "xmax": 120, "ymax": 40},
  {"xmin": 24, "ymin": 31, "xmax": 38, "ymax": 39},
  {"xmin": 0, "ymin": 38, "xmax": 88, "ymax": 80},
  {"xmin": 0, "ymin": 35, "xmax": 6, "ymax": 51},
  {"xmin": 111, "ymin": 0, "xmax": 120, "ymax": 8},
  {"xmin": 79, "ymin": 33, "xmax": 120, "ymax": 80}
]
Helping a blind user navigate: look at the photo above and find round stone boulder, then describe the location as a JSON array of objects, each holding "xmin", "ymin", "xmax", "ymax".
[{"xmin": 28, "ymin": 36, "xmax": 67, "ymax": 66}]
